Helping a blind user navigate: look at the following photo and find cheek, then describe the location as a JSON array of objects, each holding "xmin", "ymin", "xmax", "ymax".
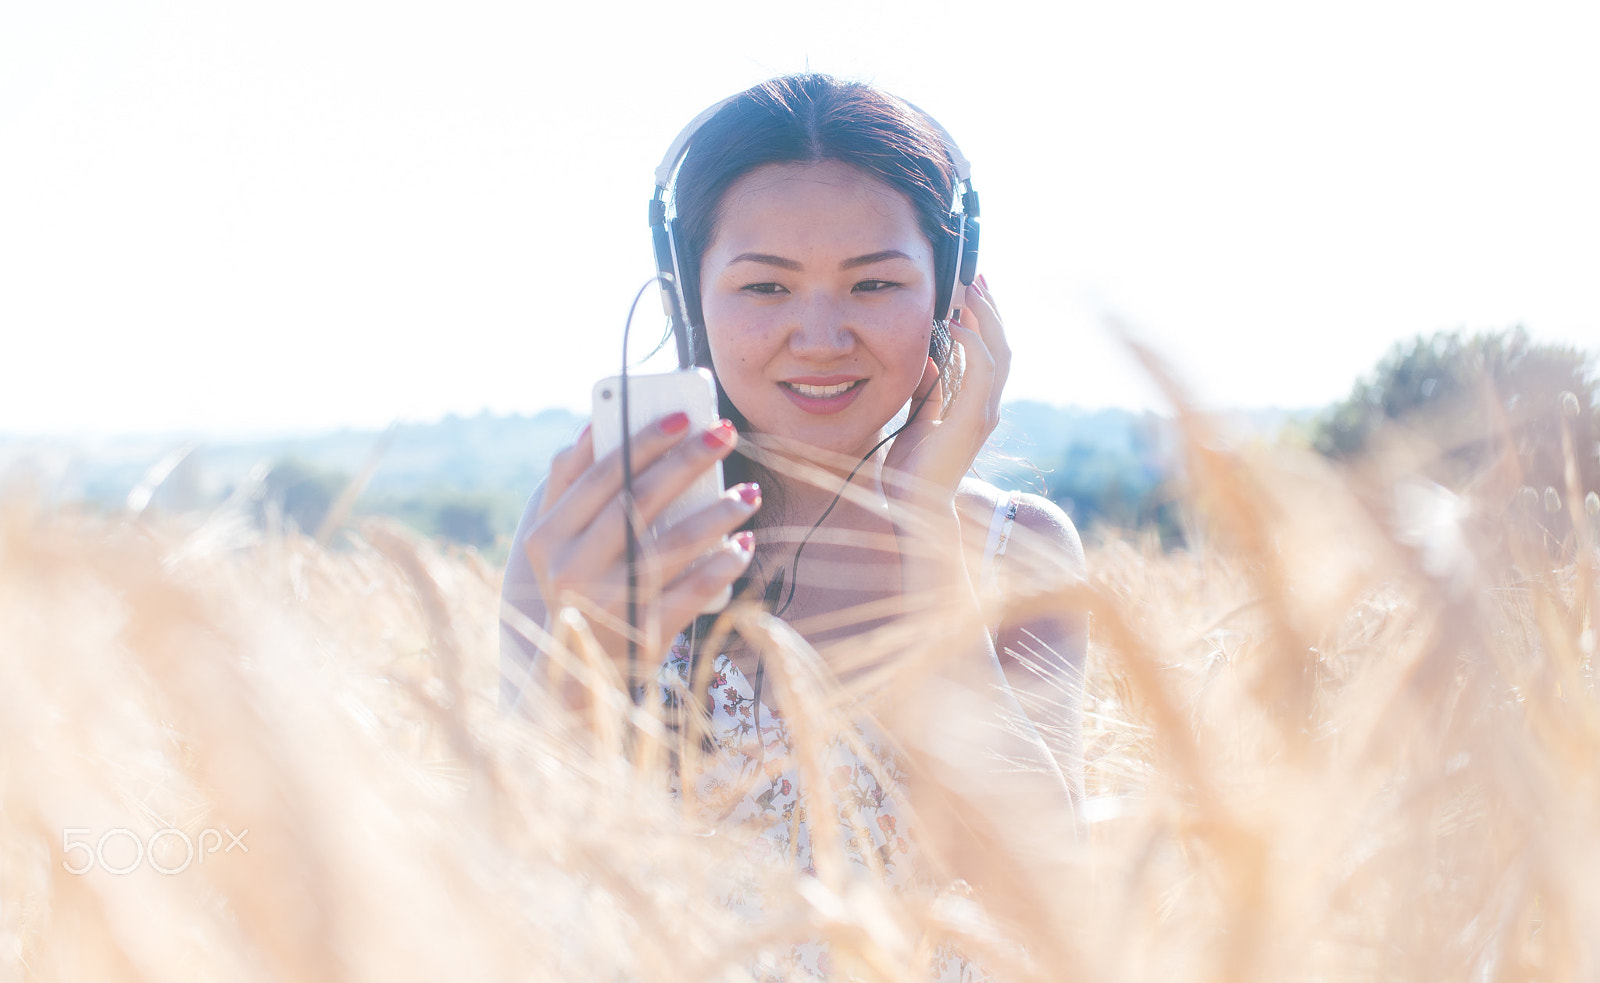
[
  {"xmin": 701, "ymin": 290, "xmax": 799, "ymax": 361},
  {"xmin": 701, "ymin": 312, "xmax": 763, "ymax": 374},
  {"xmin": 864, "ymin": 302, "xmax": 936, "ymax": 373},
  {"xmin": 887, "ymin": 331, "xmax": 932, "ymax": 375},
  {"xmin": 699, "ymin": 305, "xmax": 777, "ymax": 417}
]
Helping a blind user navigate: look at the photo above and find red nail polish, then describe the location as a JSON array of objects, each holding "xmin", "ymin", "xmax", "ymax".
[
  {"xmin": 702, "ymin": 420, "xmax": 734, "ymax": 448},
  {"xmin": 737, "ymin": 483, "xmax": 761, "ymax": 506},
  {"xmin": 661, "ymin": 411, "xmax": 690, "ymax": 434},
  {"xmin": 734, "ymin": 531, "xmax": 755, "ymax": 551}
]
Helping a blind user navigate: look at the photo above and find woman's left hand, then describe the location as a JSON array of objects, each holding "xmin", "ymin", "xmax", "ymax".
[{"xmin": 881, "ymin": 274, "xmax": 1009, "ymax": 511}]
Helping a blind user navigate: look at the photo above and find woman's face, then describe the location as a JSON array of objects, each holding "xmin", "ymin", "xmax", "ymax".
[{"xmin": 698, "ymin": 160, "xmax": 938, "ymax": 461}]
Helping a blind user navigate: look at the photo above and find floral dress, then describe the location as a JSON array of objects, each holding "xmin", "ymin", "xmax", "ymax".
[
  {"xmin": 652, "ymin": 493, "xmax": 1021, "ymax": 980},
  {"xmin": 658, "ymin": 641, "xmax": 989, "ymax": 982}
]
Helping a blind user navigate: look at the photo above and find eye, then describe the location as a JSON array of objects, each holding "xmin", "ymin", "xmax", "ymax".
[
  {"xmin": 853, "ymin": 279, "xmax": 900, "ymax": 293},
  {"xmin": 740, "ymin": 282, "xmax": 787, "ymax": 295}
]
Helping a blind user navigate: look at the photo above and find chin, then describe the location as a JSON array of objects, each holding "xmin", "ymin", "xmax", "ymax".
[
  {"xmin": 732, "ymin": 381, "xmax": 915, "ymax": 462},
  {"xmin": 777, "ymin": 420, "xmax": 898, "ymax": 468}
]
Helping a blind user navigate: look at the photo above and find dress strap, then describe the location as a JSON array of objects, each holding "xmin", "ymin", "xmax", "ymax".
[{"xmin": 977, "ymin": 490, "xmax": 1023, "ymax": 596}]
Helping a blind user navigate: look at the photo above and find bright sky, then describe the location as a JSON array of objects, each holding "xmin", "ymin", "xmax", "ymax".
[{"xmin": 3, "ymin": 0, "xmax": 1597, "ymax": 438}]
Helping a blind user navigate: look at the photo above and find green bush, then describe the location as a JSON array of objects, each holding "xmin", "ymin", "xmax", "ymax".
[{"xmin": 1313, "ymin": 327, "xmax": 1599, "ymax": 523}]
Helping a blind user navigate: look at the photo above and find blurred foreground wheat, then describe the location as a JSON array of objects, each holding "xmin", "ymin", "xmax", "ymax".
[{"xmin": 3, "ymin": 397, "xmax": 1598, "ymax": 980}]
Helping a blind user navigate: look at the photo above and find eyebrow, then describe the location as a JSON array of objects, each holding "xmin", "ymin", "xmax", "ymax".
[
  {"xmin": 728, "ymin": 252, "xmax": 803, "ymax": 271},
  {"xmin": 841, "ymin": 249, "xmax": 913, "ymax": 270},
  {"xmin": 727, "ymin": 249, "xmax": 914, "ymax": 272}
]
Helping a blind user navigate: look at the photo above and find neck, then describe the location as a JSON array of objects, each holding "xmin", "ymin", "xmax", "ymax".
[
  {"xmin": 752, "ymin": 431, "xmax": 891, "ymax": 531},
  {"xmin": 738, "ymin": 432, "xmax": 900, "ymax": 634}
]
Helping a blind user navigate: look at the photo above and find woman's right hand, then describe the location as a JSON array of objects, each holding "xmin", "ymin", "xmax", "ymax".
[{"xmin": 521, "ymin": 411, "xmax": 761, "ymax": 681}]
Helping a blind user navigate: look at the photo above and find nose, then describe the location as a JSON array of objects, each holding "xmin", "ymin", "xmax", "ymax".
[{"xmin": 786, "ymin": 294, "xmax": 855, "ymax": 360}]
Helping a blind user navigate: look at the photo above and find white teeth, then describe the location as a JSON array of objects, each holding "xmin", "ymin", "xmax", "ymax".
[{"xmin": 788, "ymin": 381, "xmax": 857, "ymax": 398}]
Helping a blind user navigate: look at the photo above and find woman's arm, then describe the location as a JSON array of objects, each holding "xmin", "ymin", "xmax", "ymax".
[
  {"xmin": 876, "ymin": 275, "xmax": 1069, "ymax": 795},
  {"xmin": 499, "ymin": 480, "xmax": 551, "ymax": 714},
  {"xmin": 994, "ymin": 493, "xmax": 1088, "ymax": 799},
  {"xmin": 876, "ymin": 276, "xmax": 1081, "ymax": 927},
  {"xmin": 888, "ymin": 501, "xmax": 1078, "ymax": 934},
  {"xmin": 498, "ymin": 417, "xmax": 760, "ymax": 719},
  {"xmin": 893, "ymin": 504, "xmax": 1069, "ymax": 784}
]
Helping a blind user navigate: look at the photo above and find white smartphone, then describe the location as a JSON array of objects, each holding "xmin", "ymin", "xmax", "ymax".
[{"xmin": 591, "ymin": 367, "xmax": 730, "ymax": 614}]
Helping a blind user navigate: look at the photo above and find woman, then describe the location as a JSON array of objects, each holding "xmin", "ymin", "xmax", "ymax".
[{"xmin": 501, "ymin": 73, "xmax": 1087, "ymax": 973}]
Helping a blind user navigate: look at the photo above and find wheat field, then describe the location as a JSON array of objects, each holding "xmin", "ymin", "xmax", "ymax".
[{"xmin": 2, "ymin": 382, "xmax": 1597, "ymax": 981}]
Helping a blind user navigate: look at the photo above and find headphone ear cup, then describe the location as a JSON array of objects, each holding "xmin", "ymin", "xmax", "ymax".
[
  {"xmin": 933, "ymin": 217, "xmax": 961, "ymax": 320},
  {"xmin": 933, "ymin": 281, "xmax": 953, "ymax": 324},
  {"xmin": 668, "ymin": 216, "xmax": 705, "ymax": 331},
  {"xmin": 651, "ymin": 206, "xmax": 677, "ymax": 309},
  {"xmin": 958, "ymin": 216, "xmax": 980, "ymax": 287},
  {"xmin": 651, "ymin": 201, "xmax": 695, "ymax": 368}
]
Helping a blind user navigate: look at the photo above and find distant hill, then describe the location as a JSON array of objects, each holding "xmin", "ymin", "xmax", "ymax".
[
  {"xmin": 3, "ymin": 403, "xmax": 1315, "ymax": 552},
  {"xmin": 3, "ymin": 408, "xmax": 583, "ymax": 508}
]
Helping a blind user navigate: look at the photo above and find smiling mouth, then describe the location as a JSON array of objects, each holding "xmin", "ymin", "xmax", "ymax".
[{"xmin": 782, "ymin": 380, "xmax": 862, "ymax": 398}]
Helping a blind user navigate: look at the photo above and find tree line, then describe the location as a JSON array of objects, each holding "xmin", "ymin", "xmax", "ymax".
[{"xmin": 188, "ymin": 327, "xmax": 1600, "ymax": 554}]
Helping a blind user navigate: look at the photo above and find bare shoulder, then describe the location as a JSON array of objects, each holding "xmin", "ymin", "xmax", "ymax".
[
  {"xmin": 957, "ymin": 477, "xmax": 1086, "ymax": 577},
  {"xmin": 1015, "ymin": 491, "xmax": 1086, "ymax": 577}
]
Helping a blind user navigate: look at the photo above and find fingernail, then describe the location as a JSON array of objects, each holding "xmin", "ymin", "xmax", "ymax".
[
  {"xmin": 576, "ymin": 422, "xmax": 592, "ymax": 441},
  {"xmin": 736, "ymin": 482, "xmax": 761, "ymax": 506},
  {"xmin": 977, "ymin": 273, "xmax": 988, "ymax": 292},
  {"xmin": 661, "ymin": 411, "xmax": 690, "ymax": 434},
  {"xmin": 701, "ymin": 419, "xmax": 735, "ymax": 448},
  {"xmin": 734, "ymin": 531, "xmax": 755, "ymax": 552}
]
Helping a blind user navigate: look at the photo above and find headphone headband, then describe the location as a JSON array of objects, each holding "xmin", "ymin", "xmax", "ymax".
[
  {"xmin": 654, "ymin": 93, "xmax": 973, "ymax": 199},
  {"xmin": 897, "ymin": 99, "xmax": 973, "ymax": 186},
  {"xmin": 654, "ymin": 94, "xmax": 741, "ymax": 192}
]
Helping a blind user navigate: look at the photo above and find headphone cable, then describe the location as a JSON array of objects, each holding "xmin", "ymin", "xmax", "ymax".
[
  {"xmin": 618, "ymin": 275, "xmax": 680, "ymax": 705},
  {"xmin": 751, "ymin": 315, "xmax": 956, "ymax": 741}
]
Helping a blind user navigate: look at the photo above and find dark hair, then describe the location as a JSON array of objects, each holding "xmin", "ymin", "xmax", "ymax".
[{"xmin": 670, "ymin": 74, "xmax": 963, "ymax": 518}]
